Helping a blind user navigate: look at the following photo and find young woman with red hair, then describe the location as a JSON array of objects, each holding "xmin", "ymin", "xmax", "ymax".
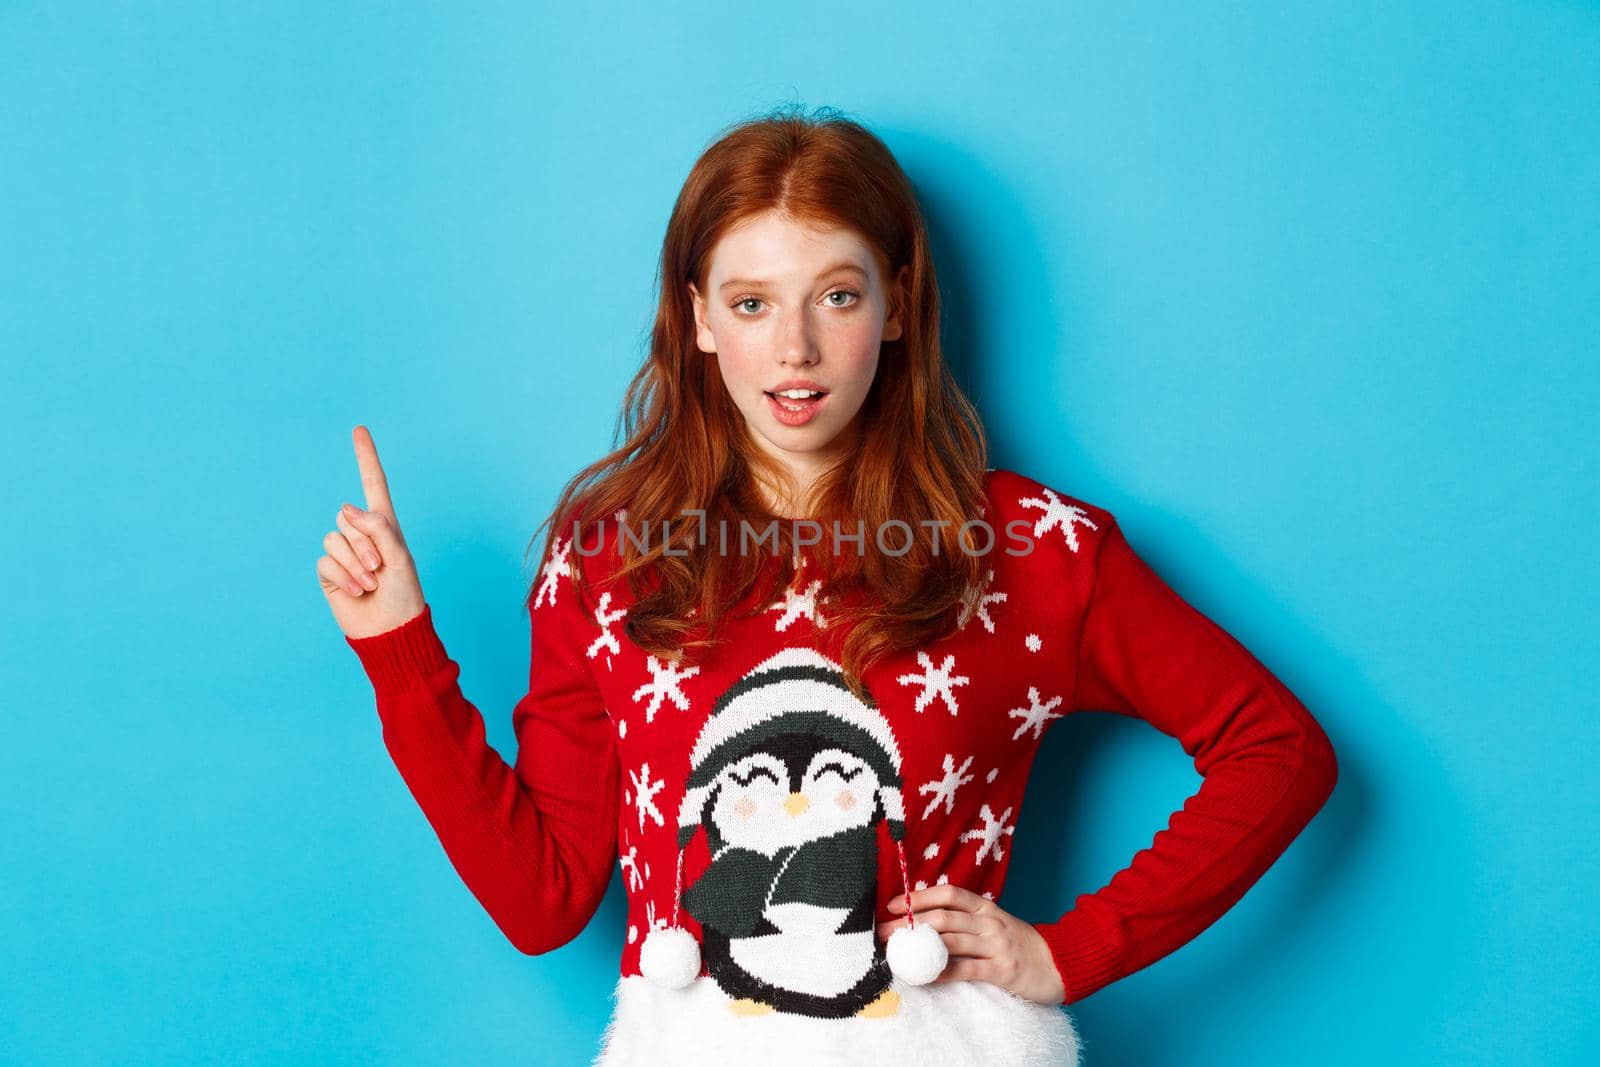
[{"xmin": 320, "ymin": 105, "xmax": 1337, "ymax": 1065}]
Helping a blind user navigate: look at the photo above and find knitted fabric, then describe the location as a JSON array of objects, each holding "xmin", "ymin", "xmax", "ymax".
[{"xmin": 346, "ymin": 468, "xmax": 1338, "ymax": 1064}]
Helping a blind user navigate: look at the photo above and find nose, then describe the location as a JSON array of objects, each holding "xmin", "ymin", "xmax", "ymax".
[
  {"xmin": 783, "ymin": 792, "xmax": 809, "ymax": 817},
  {"xmin": 777, "ymin": 309, "xmax": 820, "ymax": 368}
]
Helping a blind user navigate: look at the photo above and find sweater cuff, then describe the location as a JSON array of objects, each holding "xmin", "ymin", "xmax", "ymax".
[
  {"xmin": 344, "ymin": 603, "xmax": 453, "ymax": 697},
  {"xmin": 1032, "ymin": 910, "xmax": 1126, "ymax": 1005}
]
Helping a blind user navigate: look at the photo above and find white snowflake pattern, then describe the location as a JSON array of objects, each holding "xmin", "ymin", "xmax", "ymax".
[
  {"xmin": 630, "ymin": 655, "xmax": 699, "ymax": 723},
  {"xmin": 628, "ymin": 762, "xmax": 666, "ymax": 832},
  {"xmin": 1017, "ymin": 488, "xmax": 1099, "ymax": 552},
  {"xmin": 768, "ymin": 578, "xmax": 829, "ymax": 631},
  {"xmin": 1024, "ymin": 633, "xmax": 1042, "ymax": 653},
  {"xmin": 1008, "ymin": 686, "xmax": 1065, "ymax": 741},
  {"xmin": 532, "ymin": 535, "xmax": 573, "ymax": 609},
  {"xmin": 918, "ymin": 753, "xmax": 976, "ymax": 818},
  {"xmin": 897, "ymin": 651, "xmax": 971, "ymax": 715},
  {"xmin": 585, "ymin": 590, "xmax": 628, "ymax": 668},
  {"xmin": 960, "ymin": 803, "xmax": 1016, "ymax": 864},
  {"xmin": 956, "ymin": 569, "xmax": 1007, "ymax": 633},
  {"xmin": 618, "ymin": 837, "xmax": 645, "ymax": 892},
  {"xmin": 922, "ymin": 842, "xmax": 940, "ymax": 860},
  {"xmin": 912, "ymin": 872, "xmax": 951, "ymax": 892}
]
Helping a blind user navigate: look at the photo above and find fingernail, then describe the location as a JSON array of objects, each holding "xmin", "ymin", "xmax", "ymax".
[
  {"xmin": 362, "ymin": 553, "xmax": 379, "ymax": 570},
  {"xmin": 359, "ymin": 571, "xmax": 377, "ymax": 589}
]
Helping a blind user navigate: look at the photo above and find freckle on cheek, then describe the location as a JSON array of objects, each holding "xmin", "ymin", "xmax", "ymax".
[
  {"xmin": 735, "ymin": 797, "xmax": 757, "ymax": 818},
  {"xmin": 835, "ymin": 791, "xmax": 856, "ymax": 810}
]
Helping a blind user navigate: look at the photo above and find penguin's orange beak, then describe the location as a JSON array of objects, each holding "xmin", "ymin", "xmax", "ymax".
[{"xmin": 783, "ymin": 792, "xmax": 809, "ymax": 817}]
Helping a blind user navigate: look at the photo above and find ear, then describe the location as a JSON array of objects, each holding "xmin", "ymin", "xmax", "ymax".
[
  {"xmin": 881, "ymin": 264, "xmax": 911, "ymax": 343},
  {"xmin": 687, "ymin": 281, "xmax": 717, "ymax": 355}
]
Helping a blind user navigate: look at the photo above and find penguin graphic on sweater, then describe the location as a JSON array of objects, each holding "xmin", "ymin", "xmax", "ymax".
[{"xmin": 637, "ymin": 647, "xmax": 948, "ymax": 1020}]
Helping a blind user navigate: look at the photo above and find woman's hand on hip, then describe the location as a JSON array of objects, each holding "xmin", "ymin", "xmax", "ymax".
[
  {"xmin": 316, "ymin": 424, "xmax": 427, "ymax": 639},
  {"xmin": 876, "ymin": 883, "xmax": 1067, "ymax": 1005}
]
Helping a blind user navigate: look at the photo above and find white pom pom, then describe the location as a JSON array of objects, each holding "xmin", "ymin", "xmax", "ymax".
[
  {"xmin": 886, "ymin": 920, "xmax": 948, "ymax": 985},
  {"xmin": 639, "ymin": 925, "xmax": 700, "ymax": 989}
]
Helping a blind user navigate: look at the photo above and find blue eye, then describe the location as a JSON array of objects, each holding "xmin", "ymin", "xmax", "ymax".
[{"xmin": 729, "ymin": 288, "xmax": 861, "ymax": 316}]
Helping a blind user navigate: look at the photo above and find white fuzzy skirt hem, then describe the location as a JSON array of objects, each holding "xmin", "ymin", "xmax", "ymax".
[{"xmin": 592, "ymin": 974, "xmax": 1080, "ymax": 1066}]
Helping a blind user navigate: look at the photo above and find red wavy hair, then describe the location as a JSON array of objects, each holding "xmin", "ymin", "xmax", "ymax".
[{"xmin": 522, "ymin": 103, "xmax": 990, "ymax": 695}]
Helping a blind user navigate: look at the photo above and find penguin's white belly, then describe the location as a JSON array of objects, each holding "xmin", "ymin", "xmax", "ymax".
[
  {"xmin": 763, "ymin": 901, "xmax": 847, "ymax": 935},
  {"xmin": 729, "ymin": 905, "xmax": 874, "ymax": 999}
]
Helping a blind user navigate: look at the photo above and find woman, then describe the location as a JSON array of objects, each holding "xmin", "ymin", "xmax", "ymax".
[{"xmin": 319, "ymin": 105, "xmax": 1338, "ymax": 1065}]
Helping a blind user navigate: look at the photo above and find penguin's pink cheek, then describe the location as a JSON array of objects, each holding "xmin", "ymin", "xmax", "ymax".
[
  {"xmin": 733, "ymin": 795, "xmax": 758, "ymax": 819},
  {"xmin": 834, "ymin": 790, "xmax": 857, "ymax": 810}
]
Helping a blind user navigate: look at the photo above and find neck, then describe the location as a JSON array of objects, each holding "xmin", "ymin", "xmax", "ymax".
[{"xmin": 752, "ymin": 421, "xmax": 861, "ymax": 520}]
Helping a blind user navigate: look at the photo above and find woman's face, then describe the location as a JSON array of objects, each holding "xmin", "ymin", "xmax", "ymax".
[{"xmin": 689, "ymin": 211, "xmax": 908, "ymax": 490}]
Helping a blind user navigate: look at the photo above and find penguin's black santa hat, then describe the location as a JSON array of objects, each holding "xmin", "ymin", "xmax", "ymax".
[{"xmin": 638, "ymin": 646, "xmax": 948, "ymax": 990}]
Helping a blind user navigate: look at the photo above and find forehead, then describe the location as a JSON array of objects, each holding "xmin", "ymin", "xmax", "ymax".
[{"xmin": 707, "ymin": 211, "xmax": 881, "ymax": 284}]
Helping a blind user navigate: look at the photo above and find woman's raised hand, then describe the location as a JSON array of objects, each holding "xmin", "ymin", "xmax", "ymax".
[{"xmin": 317, "ymin": 425, "xmax": 427, "ymax": 639}]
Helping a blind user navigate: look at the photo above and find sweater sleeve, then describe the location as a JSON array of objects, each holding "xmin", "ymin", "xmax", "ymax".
[
  {"xmin": 1031, "ymin": 513, "xmax": 1338, "ymax": 1005},
  {"xmin": 344, "ymin": 589, "xmax": 620, "ymax": 956}
]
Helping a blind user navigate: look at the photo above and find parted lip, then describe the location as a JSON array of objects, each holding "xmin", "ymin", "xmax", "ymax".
[{"xmin": 765, "ymin": 378, "xmax": 828, "ymax": 394}]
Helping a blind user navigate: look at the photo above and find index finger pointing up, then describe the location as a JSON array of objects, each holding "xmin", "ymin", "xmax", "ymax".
[{"xmin": 351, "ymin": 424, "xmax": 396, "ymax": 519}]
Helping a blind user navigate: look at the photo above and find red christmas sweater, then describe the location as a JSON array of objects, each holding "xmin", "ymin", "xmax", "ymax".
[{"xmin": 345, "ymin": 468, "xmax": 1337, "ymax": 1011}]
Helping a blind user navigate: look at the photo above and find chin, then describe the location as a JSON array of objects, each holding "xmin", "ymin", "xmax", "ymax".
[{"xmin": 762, "ymin": 428, "xmax": 844, "ymax": 455}]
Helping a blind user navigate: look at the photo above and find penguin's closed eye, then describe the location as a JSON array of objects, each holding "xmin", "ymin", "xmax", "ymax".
[
  {"xmin": 730, "ymin": 765, "xmax": 782, "ymax": 787},
  {"xmin": 803, "ymin": 749, "xmax": 872, "ymax": 789},
  {"xmin": 812, "ymin": 760, "xmax": 863, "ymax": 782}
]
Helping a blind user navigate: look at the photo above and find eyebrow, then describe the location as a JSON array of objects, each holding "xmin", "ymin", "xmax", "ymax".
[{"xmin": 718, "ymin": 260, "xmax": 869, "ymax": 293}]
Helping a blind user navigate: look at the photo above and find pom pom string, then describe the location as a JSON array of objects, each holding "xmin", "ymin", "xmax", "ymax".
[
  {"xmin": 671, "ymin": 845, "xmax": 684, "ymax": 927},
  {"xmin": 894, "ymin": 838, "xmax": 918, "ymax": 928}
]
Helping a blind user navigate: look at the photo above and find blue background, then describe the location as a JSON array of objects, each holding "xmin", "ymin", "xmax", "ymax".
[{"xmin": 5, "ymin": 3, "xmax": 1596, "ymax": 1063}]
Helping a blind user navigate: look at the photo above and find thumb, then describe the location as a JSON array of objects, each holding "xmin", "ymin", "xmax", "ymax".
[{"xmin": 342, "ymin": 503, "xmax": 409, "ymax": 562}]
